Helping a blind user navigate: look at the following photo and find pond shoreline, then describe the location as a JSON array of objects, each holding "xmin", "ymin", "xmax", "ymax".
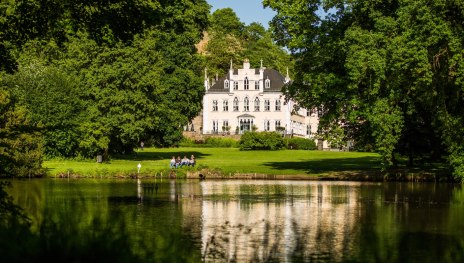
[
  {"xmin": 185, "ymin": 169, "xmax": 454, "ymax": 182},
  {"xmin": 52, "ymin": 168, "xmax": 455, "ymax": 183}
]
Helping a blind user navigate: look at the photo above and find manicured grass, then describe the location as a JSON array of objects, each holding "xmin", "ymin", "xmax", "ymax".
[{"xmin": 44, "ymin": 147, "xmax": 382, "ymax": 177}]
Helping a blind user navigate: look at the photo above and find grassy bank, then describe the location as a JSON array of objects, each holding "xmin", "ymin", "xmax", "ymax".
[
  {"xmin": 45, "ymin": 147, "xmax": 382, "ymax": 178},
  {"xmin": 45, "ymin": 147, "xmax": 451, "ymax": 181}
]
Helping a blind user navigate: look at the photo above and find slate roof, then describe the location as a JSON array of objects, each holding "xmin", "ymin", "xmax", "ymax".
[{"xmin": 207, "ymin": 69, "xmax": 286, "ymax": 93}]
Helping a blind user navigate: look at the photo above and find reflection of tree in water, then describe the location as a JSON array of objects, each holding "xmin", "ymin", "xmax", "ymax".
[
  {"xmin": 202, "ymin": 219, "xmax": 349, "ymax": 262},
  {"xmin": 1, "ymin": 182, "xmax": 201, "ymax": 263},
  {"xmin": 202, "ymin": 220, "xmax": 283, "ymax": 262}
]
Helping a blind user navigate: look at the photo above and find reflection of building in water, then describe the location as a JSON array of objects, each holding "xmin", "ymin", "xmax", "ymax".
[
  {"xmin": 199, "ymin": 181, "xmax": 362, "ymax": 262},
  {"xmin": 176, "ymin": 180, "xmax": 204, "ymax": 245}
]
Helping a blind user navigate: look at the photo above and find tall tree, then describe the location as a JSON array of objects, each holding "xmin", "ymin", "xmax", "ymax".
[
  {"xmin": 204, "ymin": 8, "xmax": 293, "ymax": 78},
  {"xmin": 5, "ymin": 54, "xmax": 86, "ymax": 157},
  {"xmin": 1, "ymin": 0, "xmax": 210, "ymax": 159},
  {"xmin": 0, "ymin": 88, "xmax": 44, "ymax": 177},
  {"xmin": 209, "ymin": 7, "xmax": 244, "ymax": 36},
  {"xmin": 264, "ymin": 0, "xmax": 464, "ymax": 179}
]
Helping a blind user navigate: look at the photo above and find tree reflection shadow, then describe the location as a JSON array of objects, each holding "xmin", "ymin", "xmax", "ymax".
[
  {"xmin": 0, "ymin": 181, "xmax": 200, "ymax": 263},
  {"xmin": 263, "ymin": 156, "xmax": 381, "ymax": 174}
]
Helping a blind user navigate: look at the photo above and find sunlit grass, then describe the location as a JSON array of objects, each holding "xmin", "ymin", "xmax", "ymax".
[{"xmin": 44, "ymin": 147, "xmax": 381, "ymax": 177}]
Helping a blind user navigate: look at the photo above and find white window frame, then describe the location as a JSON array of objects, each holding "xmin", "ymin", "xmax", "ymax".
[
  {"xmin": 233, "ymin": 97, "xmax": 239, "ymax": 111},
  {"xmin": 264, "ymin": 120, "xmax": 270, "ymax": 131},
  {"xmin": 264, "ymin": 99, "xmax": 270, "ymax": 111},
  {"xmin": 275, "ymin": 99, "xmax": 281, "ymax": 111},
  {"xmin": 254, "ymin": 97, "xmax": 260, "ymax": 111},
  {"xmin": 275, "ymin": 120, "xmax": 281, "ymax": 130},
  {"xmin": 265, "ymin": 79, "xmax": 270, "ymax": 89}
]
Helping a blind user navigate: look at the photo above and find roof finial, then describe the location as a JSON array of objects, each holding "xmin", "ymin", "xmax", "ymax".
[
  {"xmin": 260, "ymin": 59, "xmax": 263, "ymax": 69},
  {"xmin": 230, "ymin": 59, "xmax": 233, "ymax": 70},
  {"xmin": 285, "ymin": 67, "xmax": 291, "ymax": 83},
  {"xmin": 204, "ymin": 67, "xmax": 207, "ymax": 79}
]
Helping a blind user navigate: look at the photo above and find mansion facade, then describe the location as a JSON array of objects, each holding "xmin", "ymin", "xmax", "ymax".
[{"xmin": 188, "ymin": 59, "xmax": 323, "ymax": 145}]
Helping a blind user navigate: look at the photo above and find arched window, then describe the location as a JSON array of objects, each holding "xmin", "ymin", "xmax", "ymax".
[
  {"xmin": 244, "ymin": 97, "xmax": 249, "ymax": 112},
  {"xmin": 234, "ymin": 81, "xmax": 238, "ymax": 90},
  {"xmin": 265, "ymin": 79, "xmax": 271, "ymax": 89},
  {"xmin": 233, "ymin": 97, "xmax": 239, "ymax": 111},
  {"xmin": 254, "ymin": 97, "xmax": 260, "ymax": 111},
  {"xmin": 244, "ymin": 77, "xmax": 249, "ymax": 90},
  {"xmin": 224, "ymin": 79, "xmax": 229, "ymax": 89}
]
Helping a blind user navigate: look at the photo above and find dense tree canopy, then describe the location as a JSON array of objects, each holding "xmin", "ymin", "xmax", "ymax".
[
  {"xmin": 1, "ymin": 1, "xmax": 295, "ymax": 176},
  {"xmin": 203, "ymin": 8, "xmax": 293, "ymax": 78},
  {"xmin": 0, "ymin": 0, "xmax": 210, "ymax": 168},
  {"xmin": 0, "ymin": 87, "xmax": 44, "ymax": 177},
  {"xmin": 264, "ymin": 0, "xmax": 464, "ymax": 179}
]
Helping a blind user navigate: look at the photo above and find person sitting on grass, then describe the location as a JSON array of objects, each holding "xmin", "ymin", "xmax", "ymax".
[
  {"xmin": 189, "ymin": 154, "xmax": 195, "ymax": 167},
  {"xmin": 170, "ymin": 156, "xmax": 176, "ymax": 168},
  {"xmin": 181, "ymin": 155, "xmax": 189, "ymax": 167},
  {"xmin": 175, "ymin": 156, "xmax": 181, "ymax": 168}
]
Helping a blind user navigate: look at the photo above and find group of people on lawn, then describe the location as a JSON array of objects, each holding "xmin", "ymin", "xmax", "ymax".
[{"xmin": 170, "ymin": 154, "xmax": 195, "ymax": 168}]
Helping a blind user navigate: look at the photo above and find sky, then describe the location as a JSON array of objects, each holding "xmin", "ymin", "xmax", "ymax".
[{"xmin": 207, "ymin": 0, "xmax": 276, "ymax": 28}]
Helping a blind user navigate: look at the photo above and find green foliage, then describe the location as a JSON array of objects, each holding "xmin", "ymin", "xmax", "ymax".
[
  {"xmin": 179, "ymin": 137, "xmax": 238, "ymax": 148},
  {"xmin": 321, "ymin": 124, "xmax": 346, "ymax": 149},
  {"xmin": 239, "ymin": 131, "xmax": 284, "ymax": 150},
  {"xmin": 210, "ymin": 8, "xmax": 244, "ymax": 36},
  {"xmin": 4, "ymin": 58, "xmax": 85, "ymax": 158},
  {"xmin": 203, "ymin": 8, "xmax": 293, "ymax": 77},
  {"xmin": 205, "ymin": 137, "xmax": 238, "ymax": 148},
  {"xmin": 285, "ymin": 137, "xmax": 316, "ymax": 150},
  {"xmin": 179, "ymin": 137, "xmax": 196, "ymax": 147},
  {"xmin": 1, "ymin": 0, "xmax": 210, "ymax": 163},
  {"xmin": 264, "ymin": 0, "xmax": 464, "ymax": 178},
  {"xmin": 0, "ymin": 89, "xmax": 44, "ymax": 177}
]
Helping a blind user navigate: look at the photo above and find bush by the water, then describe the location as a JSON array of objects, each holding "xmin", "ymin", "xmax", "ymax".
[
  {"xmin": 239, "ymin": 131, "xmax": 284, "ymax": 150},
  {"xmin": 285, "ymin": 137, "xmax": 317, "ymax": 150}
]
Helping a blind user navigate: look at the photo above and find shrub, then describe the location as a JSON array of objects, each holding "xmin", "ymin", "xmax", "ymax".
[
  {"xmin": 205, "ymin": 137, "xmax": 239, "ymax": 148},
  {"xmin": 179, "ymin": 137, "xmax": 195, "ymax": 147},
  {"xmin": 239, "ymin": 131, "xmax": 284, "ymax": 150},
  {"xmin": 285, "ymin": 137, "xmax": 317, "ymax": 150}
]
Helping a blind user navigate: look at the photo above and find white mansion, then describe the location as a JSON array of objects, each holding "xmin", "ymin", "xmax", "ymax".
[{"xmin": 188, "ymin": 59, "xmax": 323, "ymax": 145}]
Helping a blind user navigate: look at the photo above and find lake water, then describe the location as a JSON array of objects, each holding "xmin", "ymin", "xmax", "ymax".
[{"xmin": 6, "ymin": 179, "xmax": 464, "ymax": 262}]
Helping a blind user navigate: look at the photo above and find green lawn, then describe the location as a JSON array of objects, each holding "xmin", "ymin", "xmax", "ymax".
[{"xmin": 44, "ymin": 147, "xmax": 381, "ymax": 177}]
